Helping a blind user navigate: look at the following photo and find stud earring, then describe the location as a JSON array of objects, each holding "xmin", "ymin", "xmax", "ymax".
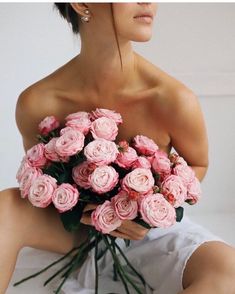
[{"xmin": 80, "ymin": 9, "xmax": 91, "ymax": 23}]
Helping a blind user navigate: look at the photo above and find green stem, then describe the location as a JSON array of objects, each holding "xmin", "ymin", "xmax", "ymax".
[
  {"xmin": 106, "ymin": 236, "xmax": 143, "ymax": 294},
  {"xmin": 102, "ymin": 235, "xmax": 130, "ymax": 294},
  {"xmin": 13, "ymin": 246, "xmax": 79, "ymax": 286},
  {"xmin": 111, "ymin": 237, "xmax": 118, "ymax": 281},
  {"xmin": 113, "ymin": 240, "xmax": 145, "ymax": 286},
  {"xmin": 43, "ymin": 254, "xmax": 78, "ymax": 286},
  {"xmin": 95, "ymin": 233, "xmax": 99, "ymax": 294},
  {"xmin": 54, "ymin": 233, "xmax": 102, "ymax": 294}
]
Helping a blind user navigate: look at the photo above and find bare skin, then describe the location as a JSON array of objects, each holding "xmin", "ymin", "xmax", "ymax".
[{"xmin": 1, "ymin": 2, "xmax": 235, "ymax": 293}]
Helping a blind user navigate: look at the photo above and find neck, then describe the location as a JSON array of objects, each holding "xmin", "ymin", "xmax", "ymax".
[{"xmin": 74, "ymin": 40, "xmax": 138, "ymax": 99}]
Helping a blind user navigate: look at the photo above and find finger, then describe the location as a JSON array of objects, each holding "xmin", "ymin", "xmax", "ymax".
[
  {"xmin": 118, "ymin": 220, "xmax": 149, "ymax": 240},
  {"xmin": 83, "ymin": 203, "xmax": 98, "ymax": 212},
  {"xmin": 108, "ymin": 230, "xmax": 132, "ymax": 240},
  {"xmin": 80, "ymin": 214, "xmax": 93, "ymax": 226}
]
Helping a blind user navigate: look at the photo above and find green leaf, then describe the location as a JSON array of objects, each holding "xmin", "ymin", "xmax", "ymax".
[
  {"xmin": 176, "ymin": 206, "xmax": 184, "ymax": 222},
  {"xmin": 60, "ymin": 201, "xmax": 86, "ymax": 232},
  {"xmin": 133, "ymin": 218, "xmax": 152, "ymax": 229}
]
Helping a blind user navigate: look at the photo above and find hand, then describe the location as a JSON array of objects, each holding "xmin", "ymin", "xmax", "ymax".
[{"xmin": 80, "ymin": 203, "xmax": 150, "ymax": 241}]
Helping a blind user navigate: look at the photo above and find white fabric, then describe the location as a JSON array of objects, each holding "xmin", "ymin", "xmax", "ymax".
[{"xmin": 61, "ymin": 214, "xmax": 229, "ymax": 294}]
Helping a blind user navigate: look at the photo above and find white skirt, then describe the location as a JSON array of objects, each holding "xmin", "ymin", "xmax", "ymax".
[{"xmin": 61, "ymin": 214, "xmax": 228, "ymax": 294}]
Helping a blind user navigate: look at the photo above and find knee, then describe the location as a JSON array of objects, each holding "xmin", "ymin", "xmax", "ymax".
[
  {"xmin": 183, "ymin": 241, "xmax": 235, "ymax": 293},
  {"xmin": 218, "ymin": 248, "xmax": 235, "ymax": 293},
  {"xmin": 0, "ymin": 187, "xmax": 25, "ymax": 227}
]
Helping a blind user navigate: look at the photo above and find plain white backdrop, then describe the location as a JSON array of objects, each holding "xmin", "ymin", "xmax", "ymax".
[
  {"xmin": 1, "ymin": 3, "xmax": 235, "ymax": 293},
  {"xmin": 1, "ymin": 3, "xmax": 235, "ymax": 212}
]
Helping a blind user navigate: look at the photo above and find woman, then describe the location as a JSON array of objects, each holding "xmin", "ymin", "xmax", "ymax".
[{"xmin": 1, "ymin": 3, "xmax": 235, "ymax": 294}]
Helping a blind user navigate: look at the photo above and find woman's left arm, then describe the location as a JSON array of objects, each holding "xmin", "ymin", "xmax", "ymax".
[{"xmin": 167, "ymin": 88, "xmax": 209, "ymax": 182}]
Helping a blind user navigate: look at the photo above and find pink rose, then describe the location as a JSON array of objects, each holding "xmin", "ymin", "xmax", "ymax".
[
  {"xmin": 65, "ymin": 111, "xmax": 89, "ymax": 121},
  {"xmin": 26, "ymin": 143, "xmax": 48, "ymax": 168},
  {"xmin": 84, "ymin": 138, "xmax": 119, "ymax": 166},
  {"xmin": 52, "ymin": 183, "xmax": 79, "ymax": 212},
  {"xmin": 132, "ymin": 156, "xmax": 151, "ymax": 169},
  {"xmin": 60, "ymin": 126, "xmax": 75, "ymax": 136},
  {"xmin": 172, "ymin": 163, "xmax": 195, "ymax": 186},
  {"xmin": 122, "ymin": 168, "xmax": 155, "ymax": 194},
  {"xmin": 38, "ymin": 115, "xmax": 60, "ymax": 136},
  {"xmin": 72, "ymin": 161, "xmax": 96, "ymax": 189},
  {"xmin": 161, "ymin": 175, "xmax": 187, "ymax": 208},
  {"xmin": 55, "ymin": 129, "xmax": 85, "ymax": 157},
  {"xmin": 89, "ymin": 108, "xmax": 123, "ymax": 125},
  {"xmin": 111, "ymin": 190, "xmax": 138, "ymax": 220},
  {"xmin": 133, "ymin": 135, "xmax": 159, "ymax": 156},
  {"xmin": 139, "ymin": 193, "xmax": 176, "ymax": 228},
  {"xmin": 28, "ymin": 174, "xmax": 57, "ymax": 207},
  {"xmin": 44, "ymin": 138, "xmax": 69, "ymax": 162},
  {"xmin": 19, "ymin": 166, "xmax": 43, "ymax": 198},
  {"xmin": 16, "ymin": 156, "xmax": 32, "ymax": 183},
  {"xmin": 186, "ymin": 177, "xmax": 201, "ymax": 204},
  {"xmin": 169, "ymin": 152, "xmax": 187, "ymax": 166},
  {"xmin": 151, "ymin": 150, "xmax": 171, "ymax": 177},
  {"xmin": 65, "ymin": 111, "xmax": 91, "ymax": 135},
  {"xmin": 115, "ymin": 146, "xmax": 138, "ymax": 169},
  {"xmin": 89, "ymin": 165, "xmax": 119, "ymax": 194},
  {"xmin": 91, "ymin": 200, "xmax": 122, "ymax": 234},
  {"xmin": 90, "ymin": 117, "xmax": 118, "ymax": 141}
]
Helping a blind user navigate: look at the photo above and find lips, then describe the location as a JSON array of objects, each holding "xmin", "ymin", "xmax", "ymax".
[{"xmin": 134, "ymin": 12, "xmax": 153, "ymax": 19}]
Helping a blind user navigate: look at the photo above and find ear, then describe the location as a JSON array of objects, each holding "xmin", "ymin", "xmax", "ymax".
[{"xmin": 70, "ymin": 3, "xmax": 89, "ymax": 17}]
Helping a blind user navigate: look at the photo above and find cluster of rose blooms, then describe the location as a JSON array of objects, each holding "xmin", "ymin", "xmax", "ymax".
[{"xmin": 16, "ymin": 108, "xmax": 201, "ymax": 234}]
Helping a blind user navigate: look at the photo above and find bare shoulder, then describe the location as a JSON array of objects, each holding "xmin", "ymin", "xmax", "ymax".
[
  {"xmin": 151, "ymin": 65, "xmax": 208, "ymax": 168},
  {"xmin": 15, "ymin": 79, "xmax": 58, "ymax": 152}
]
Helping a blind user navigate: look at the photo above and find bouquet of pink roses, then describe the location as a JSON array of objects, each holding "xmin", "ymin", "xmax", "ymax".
[{"xmin": 13, "ymin": 108, "xmax": 201, "ymax": 293}]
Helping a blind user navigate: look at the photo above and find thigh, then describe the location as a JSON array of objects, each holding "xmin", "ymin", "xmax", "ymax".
[{"xmin": 0, "ymin": 187, "xmax": 88, "ymax": 255}]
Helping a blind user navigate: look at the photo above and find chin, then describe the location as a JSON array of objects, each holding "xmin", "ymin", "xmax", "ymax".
[{"xmin": 132, "ymin": 33, "xmax": 153, "ymax": 42}]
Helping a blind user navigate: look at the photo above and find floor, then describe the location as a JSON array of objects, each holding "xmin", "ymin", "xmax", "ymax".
[{"xmin": 6, "ymin": 212, "xmax": 235, "ymax": 294}]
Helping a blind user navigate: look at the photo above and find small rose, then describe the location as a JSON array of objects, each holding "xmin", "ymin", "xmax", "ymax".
[
  {"xmin": 132, "ymin": 135, "xmax": 159, "ymax": 156},
  {"xmin": 90, "ymin": 117, "xmax": 118, "ymax": 141},
  {"xmin": 26, "ymin": 143, "xmax": 48, "ymax": 168},
  {"xmin": 19, "ymin": 166, "xmax": 43, "ymax": 198},
  {"xmin": 186, "ymin": 177, "xmax": 202, "ymax": 205},
  {"xmin": 89, "ymin": 165, "xmax": 119, "ymax": 194},
  {"xmin": 132, "ymin": 156, "xmax": 151, "ymax": 169},
  {"xmin": 28, "ymin": 174, "xmax": 57, "ymax": 207},
  {"xmin": 111, "ymin": 190, "xmax": 138, "ymax": 220},
  {"xmin": 44, "ymin": 138, "xmax": 69, "ymax": 162},
  {"xmin": 115, "ymin": 146, "xmax": 138, "ymax": 169},
  {"xmin": 38, "ymin": 115, "xmax": 60, "ymax": 136},
  {"xmin": 139, "ymin": 193, "xmax": 176, "ymax": 228},
  {"xmin": 52, "ymin": 183, "xmax": 79, "ymax": 212},
  {"xmin": 72, "ymin": 161, "xmax": 97, "ymax": 189},
  {"xmin": 151, "ymin": 150, "xmax": 171, "ymax": 177},
  {"xmin": 65, "ymin": 111, "xmax": 91, "ymax": 135},
  {"xmin": 172, "ymin": 163, "xmax": 195, "ymax": 186},
  {"xmin": 161, "ymin": 175, "xmax": 187, "ymax": 208},
  {"xmin": 89, "ymin": 108, "xmax": 123, "ymax": 125},
  {"xmin": 16, "ymin": 156, "xmax": 32, "ymax": 183},
  {"xmin": 91, "ymin": 200, "xmax": 122, "ymax": 234},
  {"xmin": 84, "ymin": 138, "xmax": 119, "ymax": 166},
  {"xmin": 122, "ymin": 168, "xmax": 155, "ymax": 194},
  {"xmin": 55, "ymin": 129, "xmax": 85, "ymax": 157}
]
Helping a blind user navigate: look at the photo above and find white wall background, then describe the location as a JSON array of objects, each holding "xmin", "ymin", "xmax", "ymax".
[{"xmin": 1, "ymin": 3, "xmax": 235, "ymax": 218}]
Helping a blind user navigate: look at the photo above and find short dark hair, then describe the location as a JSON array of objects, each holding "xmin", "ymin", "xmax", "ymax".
[
  {"xmin": 53, "ymin": 3, "xmax": 80, "ymax": 34},
  {"xmin": 53, "ymin": 3, "xmax": 123, "ymax": 70}
]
